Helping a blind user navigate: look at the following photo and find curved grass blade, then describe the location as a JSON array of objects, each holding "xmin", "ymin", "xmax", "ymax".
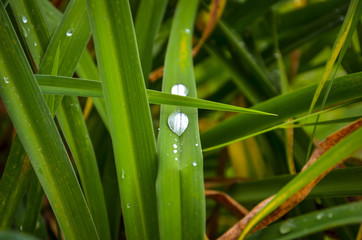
[
  {"xmin": 238, "ymin": 121, "xmax": 362, "ymax": 239},
  {"xmin": 35, "ymin": 74, "xmax": 276, "ymax": 115},
  {"xmin": 203, "ymin": 98, "xmax": 361, "ymax": 151},
  {"xmin": 201, "ymin": 72, "xmax": 362, "ymax": 150},
  {"xmin": 308, "ymin": 0, "xmax": 362, "ymax": 114},
  {"xmin": 0, "ymin": 2, "xmax": 99, "ymax": 239},
  {"xmin": 246, "ymin": 201, "xmax": 362, "ymax": 240},
  {"xmin": 86, "ymin": 0, "xmax": 160, "ymax": 239},
  {"xmin": 156, "ymin": 0, "xmax": 205, "ymax": 239}
]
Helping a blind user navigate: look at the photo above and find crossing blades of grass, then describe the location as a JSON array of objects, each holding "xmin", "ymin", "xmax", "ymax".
[
  {"xmin": 156, "ymin": 0, "xmax": 205, "ymax": 239},
  {"xmin": 201, "ymin": 72, "xmax": 362, "ymax": 150},
  {"xmin": 238, "ymin": 121, "xmax": 362, "ymax": 239},
  {"xmin": 0, "ymin": 2, "xmax": 99, "ymax": 239},
  {"xmin": 246, "ymin": 201, "xmax": 362, "ymax": 240},
  {"xmin": 34, "ymin": 74, "xmax": 276, "ymax": 115},
  {"xmin": 86, "ymin": 0, "xmax": 159, "ymax": 239}
]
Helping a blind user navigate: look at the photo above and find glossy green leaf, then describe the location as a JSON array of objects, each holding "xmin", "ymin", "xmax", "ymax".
[
  {"xmin": 156, "ymin": 0, "xmax": 205, "ymax": 239},
  {"xmin": 86, "ymin": 0, "xmax": 159, "ymax": 239},
  {"xmin": 0, "ymin": 231, "xmax": 40, "ymax": 240},
  {"xmin": 35, "ymin": 74, "xmax": 276, "ymax": 115}
]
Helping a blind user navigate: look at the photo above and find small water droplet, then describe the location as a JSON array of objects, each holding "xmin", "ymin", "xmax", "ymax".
[
  {"xmin": 121, "ymin": 169, "xmax": 125, "ymax": 179},
  {"xmin": 22, "ymin": 16, "xmax": 27, "ymax": 23},
  {"xmin": 171, "ymin": 84, "xmax": 188, "ymax": 96},
  {"xmin": 327, "ymin": 213, "xmax": 333, "ymax": 218},
  {"xmin": 192, "ymin": 162, "xmax": 197, "ymax": 167},
  {"xmin": 34, "ymin": 42, "xmax": 37, "ymax": 46},
  {"xmin": 126, "ymin": 203, "xmax": 131, "ymax": 208},
  {"xmin": 168, "ymin": 111, "xmax": 189, "ymax": 136},
  {"xmin": 66, "ymin": 29, "xmax": 73, "ymax": 37},
  {"xmin": 157, "ymin": 127, "xmax": 160, "ymax": 131},
  {"xmin": 175, "ymin": 157, "xmax": 178, "ymax": 161},
  {"xmin": 173, "ymin": 149, "xmax": 177, "ymax": 153},
  {"xmin": 20, "ymin": 225, "xmax": 23, "ymax": 231},
  {"xmin": 195, "ymin": 143, "xmax": 199, "ymax": 147},
  {"xmin": 167, "ymin": 203, "xmax": 171, "ymax": 206},
  {"xmin": 173, "ymin": 144, "xmax": 178, "ymax": 148},
  {"xmin": 279, "ymin": 219, "xmax": 296, "ymax": 234},
  {"xmin": 185, "ymin": 28, "xmax": 191, "ymax": 34},
  {"xmin": 37, "ymin": 148, "xmax": 41, "ymax": 151},
  {"xmin": 316, "ymin": 212, "xmax": 325, "ymax": 220},
  {"xmin": 339, "ymin": 15, "xmax": 345, "ymax": 21},
  {"xmin": 273, "ymin": 52, "xmax": 280, "ymax": 59},
  {"xmin": 3, "ymin": 76, "xmax": 9, "ymax": 84}
]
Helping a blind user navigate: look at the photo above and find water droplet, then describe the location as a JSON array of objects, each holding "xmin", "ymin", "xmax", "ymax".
[
  {"xmin": 22, "ymin": 16, "xmax": 27, "ymax": 23},
  {"xmin": 37, "ymin": 148, "xmax": 41, "ymax": 151},
  {"xmin": 273, "ymin": 52, "xmax": 280, "ymax": 59},
  {"xmin": 3, "ymin": 76, "xmax": 9, "ymax": 83},
  {"xmin": 157, "ymin": 128, "xmax": 160, "ymax": 131},
  {"xmin": 279, "ymin": 219, "xmax": 296, "ymax": 234},
  {"xmin": 20, "ymin": 225, "xmax": 23, "ymax": 231},
  {"xmin": 339, "ymin": 15, "xmax": 345, "ymax": 21},
  {"xmin": 168, "ymin": 111, "xmax": 189, "ymax": 136},
  {"xmin": 66, "ymin": 29, "xmax": 73, "ymax": 37},
  {"xmin": 316, "ymin": 212, "xmax": 325, "ymax": 220},
  {"xmin": 126, "ymin": 203, "xmax": 131, "ymax": 208},
  {"xmin": 173, "ymin": 149, "xmax": 177, "ymax": 153},
  {"xmin": 171, "ymin": 84, "xmax": 188, "ymax": 96},
  {"xmin": 167, "ymin": 203, "xmax": 171, "ymax": 206},
  {"xmin": 195, "ymin": 143, "xmax": 199, "ymax": 147},
  {"xmin": 175, "ymin": 157, "xmax": 178, "ymax": 161},
  {"xmin": 327, "ymin": 213, "xmax": 333, "ymax": 218},
  {"xmin": 185, "ymin": 28, "xmax": 191, "ymax": 34},
  {"xmin": 121, "ymin": 169, "xmax": 125, "ymax": 179},
  {"xmin": 192, "ymin": 162, "xmax": 197, "ymax": 167},
  {"xmin": 173, "ymin": 144, "xmax": 178, "ymax": 148},
  {"xmin": 34, "ymin": 42, "xmax": 37, "ymax": 46}
]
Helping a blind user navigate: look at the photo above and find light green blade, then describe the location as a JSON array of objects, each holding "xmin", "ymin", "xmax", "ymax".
[
  {"xmin": 86, "ymin": 0, "xmax": 159, "ymax": 239},
  {"xmin": 156, "ymin": 0, "xmax": 205, "ymax": 239},
  {"xmin": 34, "ymin": 74, "xmax": 276, "ymax": 115}
]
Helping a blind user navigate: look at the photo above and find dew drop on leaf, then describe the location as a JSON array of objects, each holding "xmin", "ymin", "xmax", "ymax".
[
  {"xmin": 171, "ymin": 84, "xmax": 188, "ymax": 96},
  {"xmin": 168, "ymin": 111, "xmax": 189, "ymax": 136},
  {"xmin": 192, "ymin": 162, "xmax": 197, "ymax": 167},
  {"xmin": 22, "ymin": 16, "xmax": 27, "ymax": 23},
  {"xmin": 66, "ymin": 29, "xmax": 73, "ymax": 37}
]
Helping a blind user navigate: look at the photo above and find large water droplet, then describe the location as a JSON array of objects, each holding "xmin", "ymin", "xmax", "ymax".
[
  {"xmin": 168, "ymin": 111, "xmax": 189, "ymax": 136},
  {"xmin": 3, "ymin": 77, "xmax": 9, "ymax": 84},
  {"xmin": 22, "ymin": 16, "xmax": 28, "ymax": 23},
  {"xmin": 171, "ymin": 84, "xmax": 188, "ymax": 96},
  {"xmin": 279, "ymin": 219, "xmax": 296, "ymax": 234},
  {"xmin": 66, "ymin": 29, "xmax": 73, "ymax": 37}
]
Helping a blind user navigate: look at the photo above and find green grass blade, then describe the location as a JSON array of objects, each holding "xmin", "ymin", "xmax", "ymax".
[
  {"xmin": 86, "ymin": 0, "xmax": 159, "ymax": 239},
  {"xmin": 0, "ymin": 137, "xmax": 31, "ymax": 229},
  {"xmin": 156, "ymin": 0, "xmax": 205, "ymax": 239},
  {"xmin": 201, "ymin": 72, "xmax": 362, "ymax": 150},
  {"xmin": 0, "ymin": 2, "xmax": 99, "ymax": 239},
  {"xmin": 34, "ymin": 74, "xmax": 276, "ymax": 115},
  {"xmin": 57, "ymin": 96, "xmax": 111, "ymax": 240},
  {"xmin": 239, "ymin": 125, "xmax": 362, "ymax": 239},
  {"xmin": 308, "ymin": 0, "xmax": 362, "ymax": 114},
  {"xmin": 246, "ymin": 201, "xmax": 362, "ymax": 240},
  {"xmin": 228, "ymin": 167, "xmax": 362, "ymax": 204},
  {"xmin": 135, "ymin": 0, "xmax": 168, "ymax": 82}
]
